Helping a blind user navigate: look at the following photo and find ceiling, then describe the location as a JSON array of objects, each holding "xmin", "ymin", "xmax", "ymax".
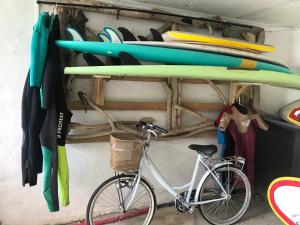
[{"xmin": 96, "ymin": 0, "xmax": 300, "ymax": 28}]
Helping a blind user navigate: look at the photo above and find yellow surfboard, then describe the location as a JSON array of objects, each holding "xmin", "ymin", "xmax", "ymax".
[{"xmin": 163, "ymin": 31, "xmax": 275, "ymax": 53}]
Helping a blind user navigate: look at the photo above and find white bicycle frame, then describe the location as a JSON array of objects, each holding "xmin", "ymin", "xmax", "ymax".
[{"xmin": 124, "ymin": 131, "xmax": 234, "ymax": 210}]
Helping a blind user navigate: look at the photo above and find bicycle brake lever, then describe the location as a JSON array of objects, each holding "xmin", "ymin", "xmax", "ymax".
[{"xmin": 149, "ymin": 130, "xmax": 157, "ymax": 138}]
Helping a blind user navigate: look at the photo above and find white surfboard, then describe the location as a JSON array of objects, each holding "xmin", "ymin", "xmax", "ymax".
[{"xmin": 124, "ymin": 41, "xmax": 288, "ymax": 68}]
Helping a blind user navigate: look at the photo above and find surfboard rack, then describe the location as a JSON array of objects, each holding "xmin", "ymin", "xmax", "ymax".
[
  {"xmin": 65, "ymin": 72, "xmax": 260, "ymax": 144},
  {"xmin": 49, "ymin": 4, "xmax": 262, "ymax": 143}
]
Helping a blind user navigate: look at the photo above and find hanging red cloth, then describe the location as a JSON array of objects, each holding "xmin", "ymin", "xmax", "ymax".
[{"xmin": 216, "ymin": 105, "xmax": 269, "ymax": 186}]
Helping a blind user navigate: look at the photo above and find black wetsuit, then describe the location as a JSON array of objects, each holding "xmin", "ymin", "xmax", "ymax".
[
  {"xmin": 22, "ymin": 15, "xmax": 72, "ymax": 212},
  {"xmin": 21, "ymin": 73, "xmax": 45, "ymax": 186},
  {"xmin": 42, "ymin": 15, "xmax": 73, "ymax": 212}
]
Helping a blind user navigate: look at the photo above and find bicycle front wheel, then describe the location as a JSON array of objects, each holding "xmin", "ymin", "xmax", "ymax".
[
  {"xmin": 86, "ymin": 174, "xmax": 156, "ymax": 225},
  {"xmin": 199, "ymin": 166, "xmax": 251, "ymax": 225}
]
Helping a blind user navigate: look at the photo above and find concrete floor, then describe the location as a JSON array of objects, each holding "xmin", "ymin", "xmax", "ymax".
[
  {"xmin": 68, "ymin": 194, "xmax": 281, "ymax": 225},
  {"xmin": 149, "ymin": 195, "xmax": 282, "ymax": 225}
]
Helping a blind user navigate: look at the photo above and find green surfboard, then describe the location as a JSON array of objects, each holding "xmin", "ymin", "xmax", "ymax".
[
  {"xmin": 64, "ymin": 65, "xmax": 300, "ymax": 90},
  {"xmin": 56, "ymin": 41, "xmax": 293, "ymax": 74}
]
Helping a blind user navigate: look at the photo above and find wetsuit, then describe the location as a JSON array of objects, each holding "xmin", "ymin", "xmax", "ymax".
[
  {"xmin": 21, "ymin": 73, "xmax": 45, "ymax": 186},
  {"xmin": 22, "ymin": 12, "xmax": 53, "ymax": 186},
  {"xmin": 216, "ymin": 105, "xmax": 268, "ymax": 186},
  {"xmin": 22, "ymin": 14, "xmax": 72, "ymax": 211},
  {"xmin": 40, "ymin": 15, "xmax": 72, "ymax": 211}
]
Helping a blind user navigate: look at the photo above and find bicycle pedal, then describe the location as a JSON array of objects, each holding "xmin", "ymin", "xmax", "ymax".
[
  {"xmin": 175, "ymin": 198, "xmax": 189, "ymax": 213},
  {"xmin": 175, "ymin": 191, "xmax": 194, "ymax": 213}
]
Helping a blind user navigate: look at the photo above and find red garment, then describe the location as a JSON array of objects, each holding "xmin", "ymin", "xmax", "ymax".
[{"xmin": 217, "ymin": 105, "xmax": 268, "ymax": 186}]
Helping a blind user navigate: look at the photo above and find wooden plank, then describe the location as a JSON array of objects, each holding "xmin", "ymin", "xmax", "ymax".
[
  {"xmin": 69, "ymin": 101, "xmax": 225, "ymax": 111},
  {"xmin": 91, "ymin": 76, "xmax": 105, "ymax": 106},
  {"xmin": 66, "ymin": 130, "xmax": 216, "ymax": 144},
  {"xmin": 69, "ymin": 101, "xmax": 166, "ymax": 110}
]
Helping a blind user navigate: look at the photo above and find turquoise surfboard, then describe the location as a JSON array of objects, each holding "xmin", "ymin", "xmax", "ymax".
[
  {"xmin": 56, "ymin": 40, "xmax": 293, "ymax": 74},
  {"xmin": 64, "ymin": 65, "xmax": 300, "ymax": 90}
]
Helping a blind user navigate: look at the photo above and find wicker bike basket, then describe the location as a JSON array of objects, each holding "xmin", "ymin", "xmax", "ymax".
[{"xmin": 110, "ymin": 133, "xmax": 144, "ymax": 172}]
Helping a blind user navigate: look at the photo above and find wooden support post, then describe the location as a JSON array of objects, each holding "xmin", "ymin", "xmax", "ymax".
[
  {"xmin": 91, "ymin": 76, "xmax": 105, "ymax": 106},
  {"xmin": 163, "ymin": 80, "xmax": 172, "ymax": 129},
  {"xmin": 171, "ymin": 79, "xmax": 178, "ymax": 129},
  {"xmin": 177, "ymin": 79, "xmax": 182, "ymax": 127},
  {"xmin": 235, "ymin": 85, "xmax": 250, "ymax": 100},
  {"xmin": 252, "ymin": 86, "xmax": 260, "ymax": 110},
  {"xmin": 229, "ymin": 82, "xmax": 237, "ymax": 104}
]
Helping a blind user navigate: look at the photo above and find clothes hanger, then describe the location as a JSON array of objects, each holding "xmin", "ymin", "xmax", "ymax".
[
  {"xmin": 52, "ymin": 1, "xmax": 58, "ymax": 15},
  {"xmin": 233, "ymin": 97, "xmax": 248, "ymax": 114}
]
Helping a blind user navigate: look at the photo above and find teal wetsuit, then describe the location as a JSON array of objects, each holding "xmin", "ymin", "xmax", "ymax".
[{"xmin": 30, "ymin": 12, "xmax": 53, "ymax": 87}]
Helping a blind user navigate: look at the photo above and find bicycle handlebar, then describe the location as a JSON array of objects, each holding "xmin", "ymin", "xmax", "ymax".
[
  {"xmin": 137, "ymin": 121, "xmax": 168, "ymax": 134},
  {"xmin": 152, "ymin": 124, "xmax": 168, "ymax": 134}
]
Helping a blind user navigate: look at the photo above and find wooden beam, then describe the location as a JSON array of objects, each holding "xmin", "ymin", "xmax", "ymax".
[
  {"xmin": 69, "ymin": 101, "xmax": 225, "ymax": 111},
  {"xmin": 66, "ymin": 130, "xmax": 216, "ymax": 144}
]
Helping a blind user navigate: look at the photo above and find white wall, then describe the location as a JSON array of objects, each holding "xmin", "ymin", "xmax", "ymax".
[
  {"xmin": 1, "ymin": 2, "xmax": 300, "ymax": 225},
  {"xmin": 260, "ymin": 28, "xmax": 300, "ymax": 115}
]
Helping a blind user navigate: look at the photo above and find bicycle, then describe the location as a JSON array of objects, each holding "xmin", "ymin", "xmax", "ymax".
[{"xmin": 86, "ymin": 121, "xmax": 251, "ymax": 225}]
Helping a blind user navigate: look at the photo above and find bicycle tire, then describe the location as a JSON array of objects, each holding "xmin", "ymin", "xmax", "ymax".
[
  {"xmin": 199, "ymin": 166, "xmax": 251, "ymax": 225},
  {"xmin": 86, "ymin": 174, "xmax": 156, "ymax": 225}
]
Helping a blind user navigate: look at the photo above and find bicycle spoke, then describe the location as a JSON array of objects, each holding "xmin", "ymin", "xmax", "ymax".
[
  {"xmin": 87, "ymin": 175, "xmax": 155, "ymax": 225},
  {"xmin": 199, "ymin": 166, "xmax": 251, "ymax": 224}
]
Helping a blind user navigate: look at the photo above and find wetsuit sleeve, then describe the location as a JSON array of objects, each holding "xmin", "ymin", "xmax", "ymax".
[
  {"xmin": 58, "ymin": 145, "xmax": 69, "ymax": 206},
  {"xmin": 219, "ymin": 112, "xmax": 231, "ymax": 131},
  {"xmin": 251, "ymin": 113, "xmax": 269, "ymax": 131},
  {"xmin": 215, "ymin": 105, "xmax": 231, "ymax": 127},
  {"xmin": 30, "ymin": 13, "xmax": 51, "ymax": 87}
]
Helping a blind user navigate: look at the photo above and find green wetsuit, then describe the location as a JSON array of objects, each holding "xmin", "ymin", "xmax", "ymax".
[{"xmin": 30, "ymin": 12, "xmax": 53, "ymax": 87}]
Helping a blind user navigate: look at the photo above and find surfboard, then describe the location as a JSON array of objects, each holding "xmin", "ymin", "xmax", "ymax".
[
  {"xmin": 64, "ymin": 65, "xmax": 300, "ymax": 90},
  {"xmin": 123, "ymin": 41, "xmax": 287, "ymax": 68},
  {"xmin": 280, "ymin": 99, "xmax": 300, "ymax": 126},
  {"xmin": 163, "ymin": 31, "xmax": 275, "ymax": 53},
  {"xmin": 55, "ymin": 41, "xmax": 292, "ymax": 74},
  {"xmin": 268, "ymin": 177, "xmax": 300, "ymax": 224},
  {"xmin": 70, "ymin": 26, "xmax": 283, "ymax": 67}
]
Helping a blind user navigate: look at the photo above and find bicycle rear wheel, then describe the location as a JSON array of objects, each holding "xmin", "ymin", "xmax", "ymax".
[
  {"xmin": 86, "ymin": 174, "xmax": 156, "ymax": 225},
  {"xmin": 199, "ymin": 166, "xmax": 251, "ymax": 225}
]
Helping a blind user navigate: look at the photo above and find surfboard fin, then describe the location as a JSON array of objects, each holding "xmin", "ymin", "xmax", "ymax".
[
  {"xmin": 83, "ymin": 53, "xmax": 105, "ymax": 66},
  {"xmin": 118, "ymin": 27, "xmax": 137, "ymax": 41},
  {"xmin": 65, "ymin": 27, "xmax": 84, "ymax": 41},
  {"xmin": 138, "ymin": 35, "xmax": 148, "ymax": 41},
  {"xmin": 103, "ymin": 27, "xmax": 123, "ymax": 43},
  {"xmin": 119, "ymin": 52, "xmax": 141, "ymax": 65},
  {"xmin": 150, "ymin": 28, "xmax": 164, "ymax": 42},
  {"xmin": 97, "ymin": 32, "xmax": 110, "ymax": 42}
]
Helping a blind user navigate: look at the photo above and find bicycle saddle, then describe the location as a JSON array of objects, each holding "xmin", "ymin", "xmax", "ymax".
[{"xmin": 188, "ymin": 144, "xmax": 217, "ymax": 156}]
